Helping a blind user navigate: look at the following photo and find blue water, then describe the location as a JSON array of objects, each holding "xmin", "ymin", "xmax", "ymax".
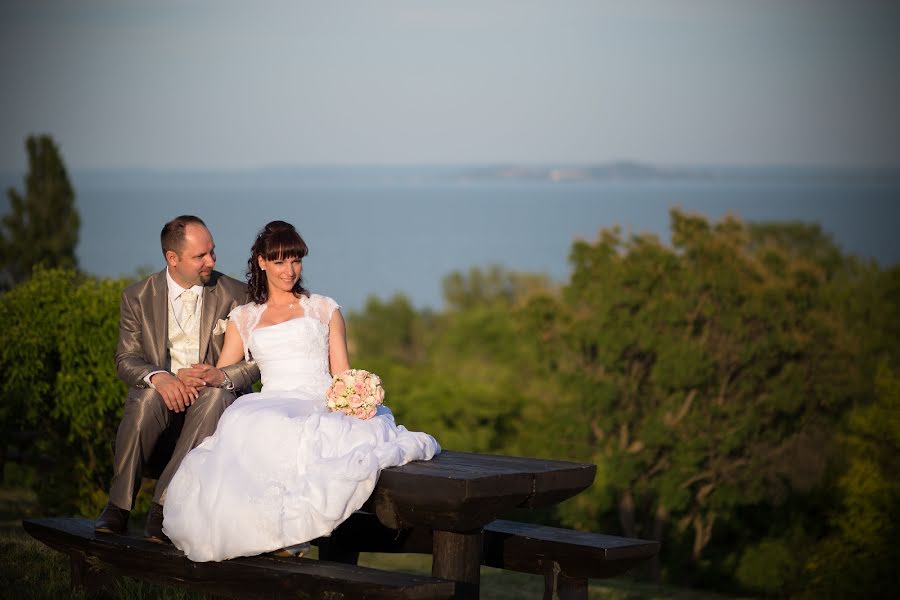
[{"xmin": 7, "ymin": 172, "xmax": 900, "ymax": 311}]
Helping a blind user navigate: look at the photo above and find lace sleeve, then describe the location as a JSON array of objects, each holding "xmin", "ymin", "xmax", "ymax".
[
  {"xmin": 304, "ymin": 294, "xmax": 341, "ymax": 326},
  {"xmin": 228, "ymin": 302, "xmax": 265, "ymax": 362}
]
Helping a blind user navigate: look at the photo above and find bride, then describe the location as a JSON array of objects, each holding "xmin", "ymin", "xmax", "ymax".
[{"xmin": 162, "ymin": 220, "xmax": 440, "ymax": 562}]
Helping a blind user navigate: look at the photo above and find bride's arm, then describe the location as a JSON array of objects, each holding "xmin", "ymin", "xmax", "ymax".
[
  {"xmin": 212, "ymin": 320, "xmax": 260, "ymax": 390},
  {"xmin": 185, "ymin": 320, "xmax": 257, "ymax": 390},
  {"xmin": 328, "ymin": 309, "xmax": 350, "ymax": 375},
  {"xmin": 216, "ymin": 320, "xmax": 246, "ymax": 368}
]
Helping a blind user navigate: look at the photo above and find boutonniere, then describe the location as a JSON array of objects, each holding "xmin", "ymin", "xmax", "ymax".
[{"xmin": 213, "ymin": 318, "xmax": 229, "ymax": 335}]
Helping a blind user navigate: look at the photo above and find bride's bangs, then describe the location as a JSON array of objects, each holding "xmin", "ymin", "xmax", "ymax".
[{"xmin": 262, "ymin": 231, "xmax": 308, "ymax": 262}]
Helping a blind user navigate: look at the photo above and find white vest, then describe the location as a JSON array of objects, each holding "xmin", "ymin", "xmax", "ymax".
[{"xmin": 167, "ymin": 301, "xmax": 201, "ymax": 374}]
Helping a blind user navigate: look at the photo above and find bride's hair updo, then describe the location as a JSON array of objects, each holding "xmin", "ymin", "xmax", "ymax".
[{"xmin": 247, "ymin": 220, "xmax": 310, "ymax": 304}]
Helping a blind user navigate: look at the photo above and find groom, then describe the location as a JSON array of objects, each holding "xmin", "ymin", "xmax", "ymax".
[{"xmin": 95, "ymin": 215, "xmax": 259, "ymax": 542}]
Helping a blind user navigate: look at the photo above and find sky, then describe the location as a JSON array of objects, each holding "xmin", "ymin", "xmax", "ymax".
[{"xmin": 2, "ymin": 0, "xmax": 899, "ymax": 171}]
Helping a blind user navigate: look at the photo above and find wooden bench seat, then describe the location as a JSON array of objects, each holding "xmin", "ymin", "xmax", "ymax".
[
  {"xmin": 482, "ymin": 520, "xmax": 659, "ymax": 599},
  {"xmin": 23, "ymin": 517, "xmax": 458, "ymax": 600},
  {"xmin": 316, "ymin": 512, "xmax": 660, "ymax": 600}
]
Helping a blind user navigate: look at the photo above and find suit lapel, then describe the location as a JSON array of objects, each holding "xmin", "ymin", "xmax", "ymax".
[
  {"xmin": 199, "ymin": 279, "xmax": 219, "ymax": 364},
  {"xmin": 148, "ymin": 270, "xmax": 169, "ymax": 368}
]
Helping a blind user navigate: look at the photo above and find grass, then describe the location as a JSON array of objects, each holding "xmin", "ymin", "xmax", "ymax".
[
  {"xmin": 359, "ymin": 552, "xmax": 754, "ymax": 600},
  {"xmin": 1, "ymin": 484, "xmax": 754, "ymax": 600}
]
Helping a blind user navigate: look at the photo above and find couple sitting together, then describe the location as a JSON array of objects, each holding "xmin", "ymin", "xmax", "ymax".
[{"xmin": 94, "ymin": 215, "xmax": 440, "ymax": 562}]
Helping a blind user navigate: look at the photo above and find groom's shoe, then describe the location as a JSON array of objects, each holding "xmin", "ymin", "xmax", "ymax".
[
  {"xmin": 95, "ymin": 503, "xmax": 130, "ymax": 534},
  {"xmin": 144, "ymin": 502, "xmax": 170, "ymax": 544},
  {"xmin": 271, "ymin": 543, "xmax": 310, "ymax": 558}
]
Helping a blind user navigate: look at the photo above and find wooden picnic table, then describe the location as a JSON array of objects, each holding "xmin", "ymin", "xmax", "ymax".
[
  {"xmin": 25, "ymin": 449, "xmax": 654, "ymax": 600},
  {"xmin": 364, "ymin": 450, "xmax": 597, "ymax": 599}
]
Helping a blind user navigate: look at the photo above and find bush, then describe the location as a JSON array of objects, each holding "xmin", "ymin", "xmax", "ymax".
[
  {"xmin": 0, "ymin": 267, "xmax": 129, "ymax": 515},
  {"xmin": 735, "ymin": 537, "xmax": 798, "ymax": 595}
]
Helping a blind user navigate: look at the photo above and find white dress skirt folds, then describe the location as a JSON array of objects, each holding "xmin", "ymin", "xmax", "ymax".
[{"xmin": 163, "ymin": 294, "xmax": 440, "ymax": 562}]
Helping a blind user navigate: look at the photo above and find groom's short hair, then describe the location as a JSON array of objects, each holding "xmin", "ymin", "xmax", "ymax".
[{"xmin": 161, "ymin": 215, "xmax": 208, "ymax": 257}]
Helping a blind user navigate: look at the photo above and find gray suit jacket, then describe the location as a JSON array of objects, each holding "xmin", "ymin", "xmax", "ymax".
[{"xmin": 115, "ymin": 269, "xmax": 259, "ymax": 392}]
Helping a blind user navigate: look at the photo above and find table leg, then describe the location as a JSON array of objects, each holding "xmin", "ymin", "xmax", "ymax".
[
  {"xmin": 432, "ymin": 529, "xmax": 482, "ymax": 600},
  {"xmin": 70, "ymin": 551, "xmax": 113, "ymax": 595},
  {"xmin": 541, "ymin": 559, "xmax": 588, "ymax": 600}
]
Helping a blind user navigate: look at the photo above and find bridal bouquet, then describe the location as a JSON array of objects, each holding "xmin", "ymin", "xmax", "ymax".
[{"xmin": 325, "ymin": 369, "xmax": 385, "ymax": 420}]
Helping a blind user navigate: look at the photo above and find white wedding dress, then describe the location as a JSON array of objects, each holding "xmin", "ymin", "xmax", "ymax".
[{"xmin": 162, "ymin": 294, "xmax": 440, "ymax": 562}]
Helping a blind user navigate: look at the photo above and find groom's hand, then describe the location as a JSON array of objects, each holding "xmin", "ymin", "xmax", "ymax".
[
  {"xmin": 188, "ymin": 363, "xmax": 226, "ymax": 387},
  {"xmin": 150, "ymin": 372, "xmax": 199, "ymax": 413}
]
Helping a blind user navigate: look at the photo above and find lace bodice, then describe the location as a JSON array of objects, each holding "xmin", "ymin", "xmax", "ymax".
[{"xmin": 228, "ymin": 294, "xmax": 340, "ymax": 393}]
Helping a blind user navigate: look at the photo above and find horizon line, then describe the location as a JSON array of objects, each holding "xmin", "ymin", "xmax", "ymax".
[{"xmin": 4, "ymin": 160, "xmax": 900, "ymax": 175}]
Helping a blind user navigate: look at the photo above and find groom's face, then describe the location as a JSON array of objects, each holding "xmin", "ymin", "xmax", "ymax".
[{"xmin": 167, "ymin": 223, "xmax": 216, "ymax": 288}]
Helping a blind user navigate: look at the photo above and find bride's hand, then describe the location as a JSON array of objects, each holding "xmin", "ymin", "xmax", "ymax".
[
  {"xmin": 176, "ymin": 367, "xmax": 210, "ymax": 389},
  {"xmin": 188, "ymin": 363, "xmax": 226, "ymax": 387}
]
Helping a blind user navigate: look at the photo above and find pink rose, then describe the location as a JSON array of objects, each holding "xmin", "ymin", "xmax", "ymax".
[
  {"xmin": 349, "ymin": 394, "xmax": 363, "ymax": 408},
  {"xmin": 353, "ymin": 406, "xmax": 367, "ymax": 419},
  {"xmin": 375, "ymin": 387, "xmax": 385, "ymax": 403},
  {"xmin": 354, "ymin": 382, "xmax": 365, "ymax": 394},
  {"xmin": 332, "ymin": 381, "xmax": 346, "ymax": 396},
  {"xmin": 365, "ymin": 405, "xmax": 377, "ymax": 419}
]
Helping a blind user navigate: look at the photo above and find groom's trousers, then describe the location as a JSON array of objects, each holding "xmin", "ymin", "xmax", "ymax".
[{"xmin": 108, "ymin": 386, "xmax": 235, "ymax": 510}]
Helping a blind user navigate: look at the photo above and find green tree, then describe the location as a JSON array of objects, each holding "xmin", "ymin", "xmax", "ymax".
[
  {"xmin": 746, "ymin": 221, "xmax": 845, "ymax": 278},
  {"xmin": 347, "ymin": 267, "xmax": 553, "ymax": 453},
  {"xmin": 1, "ymin": 135, "xmax": 80, "ymax": 289},
  {"xmin": 335, "ymin": 212, "xmax": 896, "ymax": 593},
  {"xmin": 802, "ymin": 363, "xmax": 900, "ymax": 598},
  {"xmin": 0, "ymin": 267, "xmax": 127, "ymax": 514},
  {"xmin": 519, "ymin": 209, "xmax": 860, "ymax": 583},
  {"xmin": 349, "ymin": 293, "xmax": 430, "ymax": 368},
  {"xmin": 442, "ymin": 265, "xmax": 551, "ymax": 311},
  {"xmin": 400, "ymin": 268, "xmax": 547, "ymax": 452}
]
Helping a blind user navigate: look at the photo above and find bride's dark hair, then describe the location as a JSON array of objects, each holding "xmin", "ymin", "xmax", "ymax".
[{"xmin": 247, "ymin": 221, "xmax": 310, "ymax": 304}]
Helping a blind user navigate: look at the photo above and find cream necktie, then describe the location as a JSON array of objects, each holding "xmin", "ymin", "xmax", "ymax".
[{"xmin": 181, "ymin": 290, "xmax": 199, "ymax": 332}]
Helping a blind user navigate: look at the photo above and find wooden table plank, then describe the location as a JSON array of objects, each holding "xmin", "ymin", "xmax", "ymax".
[{"xmin": 369, "ymin": 450, "xmax": 596, "ymax": 531}]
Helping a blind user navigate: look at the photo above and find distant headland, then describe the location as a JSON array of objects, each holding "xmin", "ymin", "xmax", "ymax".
[{"xmin": 3, "ymin": 162, "xmax": 899, "ymax": 190}]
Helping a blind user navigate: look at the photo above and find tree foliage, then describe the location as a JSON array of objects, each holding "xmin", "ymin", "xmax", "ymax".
[
  {"xmin": 3, "ymin": 206, "xmax": 896, "ymax": 596},
  {"xmin": 1, "ymin": 135, "xmax": 80, "ymax": 290},
  {"xmin": 347, "ymin": 268, "xmax": 553, "ymax": 453},
  {"xmin": 345, "ymin": 209, "xmax": 896, "ymax": 593},
  {"xmin": 801, "ymin": 362, "xmax": 900, "ymax": 598},
  {"xmin": 526, "ymin": 211, "xmax": 859, "ymax": 566},
  {"xmin": 0, "ymin": 267, "xmax": 127, "ymax": 514}
]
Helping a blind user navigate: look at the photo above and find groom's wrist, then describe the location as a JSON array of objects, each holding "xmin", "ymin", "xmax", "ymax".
[
  {"xmin": 218, "ymin": 369, "xmax": 235, "ymax": 391},
  {"xmin": 145, "ymin": 370, "xmax": 167, "ymax": 388}
]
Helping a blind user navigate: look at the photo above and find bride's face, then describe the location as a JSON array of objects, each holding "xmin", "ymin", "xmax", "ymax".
[{"xmin": 259, "ymin": 255, "xmax": 303, "ymax": 293}]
